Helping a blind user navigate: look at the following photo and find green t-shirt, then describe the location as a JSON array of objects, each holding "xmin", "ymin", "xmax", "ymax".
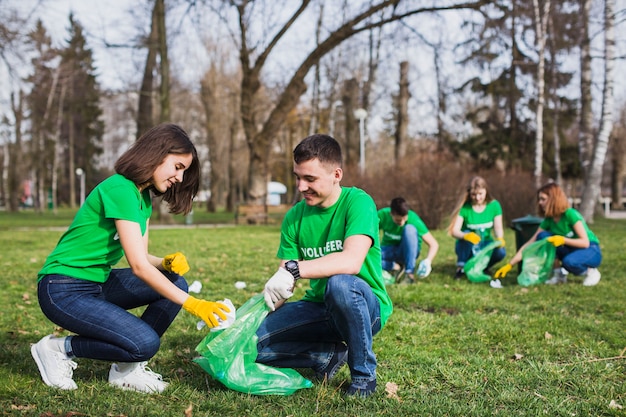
[
  {"xmin": 459, "ymin": 200, "xmax": 503, "ymax": 241},
  {"xmin": 278, "ymin": 187, "xmax": 393, "ymax": 327},
  {"xmin": 378, "ymin": 207, "xmax": 429, "ymax": 247},
  {"xmin": 38, "ymin": 174, "xmax": 152, "ymax": 283},
  {"xmin": 539, "ymin": 208, "xmax": 599, "ymax": 244}
]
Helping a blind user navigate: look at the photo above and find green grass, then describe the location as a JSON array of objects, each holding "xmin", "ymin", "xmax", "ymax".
[{"xmin": 0, "ymin": 210, "xmax": 624, "ymax": 416}]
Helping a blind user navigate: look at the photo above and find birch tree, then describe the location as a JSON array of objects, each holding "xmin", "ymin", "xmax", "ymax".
[
  {"xmin": 579, "ymin": 0, "xmax": 615, "ymax": 222},
  {"xmin": 532, "ymin": 0, "xmax": 551, "ymax": 188}
]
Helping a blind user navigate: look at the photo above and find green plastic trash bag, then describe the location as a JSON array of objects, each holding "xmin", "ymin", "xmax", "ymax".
[
  {"xmin": 517, "ymin": 239, "xmax": 556, "ymax": 286},
  {"xmin": 193, "ymin": 293, "xmax": 313, "ymax": 395},
  {"xmin": 464, "ymin": 240, "xmax": 502, "ymax": 283}
]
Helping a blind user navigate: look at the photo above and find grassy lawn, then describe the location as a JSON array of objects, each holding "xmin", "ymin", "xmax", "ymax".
[{"xmin": 0, "ymin": 210, "xmax": 624, "ymax": 416}]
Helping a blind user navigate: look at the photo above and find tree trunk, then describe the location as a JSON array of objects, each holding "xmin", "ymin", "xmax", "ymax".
[
  {"xmin": 610, "ymin": 130, "xmax": 625, "ymax": 209},
  {"xmin": 8, "ymin": 91, "xmax": 24, "ymax": 212},
  {"xmin": 532, "ymin": 0, "xmax": 550, "ymax": 189},
  {"xmin": 580, "ymin": 0, "xmax": 615, "ymax": 222},
  {"xmin": 578, "ymin": 0, "xmax": 593, "ymax": 176},
  {"xmin": 342, "ymin": 78, "xmax": 359, "ymax": 168},
  {"xmin": 156, "ymin": 0, "xmax": 169, "ymax": 122},
  {"xmin": 395, "ymin": 61, "xmax": 409, "ymax": 163},
  {"xmin": 136, "ymin": 0, "xmax": 161, "ymax": 138}
]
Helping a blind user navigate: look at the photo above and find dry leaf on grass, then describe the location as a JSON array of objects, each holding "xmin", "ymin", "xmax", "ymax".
[
  {"xmin": 184, "ymin": 404, "xmax": 193, "ymax": 417},
  {"xmin": 512, "ymin": 353, "xmax": 524, "ymax": 360},
  {"xmin": 385, "ymin": 381, "xmax": 401, "ymax": 401},
  {"xmin": 609, "ymin": 400, "xmax": 623, "ymax": 410},
  {"xmin": 544, "ymin": 332, "xmax": 552, "ymax": 339}
]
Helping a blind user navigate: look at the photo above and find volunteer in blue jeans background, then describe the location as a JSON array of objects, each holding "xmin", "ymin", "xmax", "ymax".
[
  {"xmin": 378, "ymin": 197, "xmax": 439, "ymax": 283},
  {"xmin": 448, "ymin": 176, "xmax": 506, "ymax": 284},
  {"xmin": 31, "ymin": 124, "xmax": 230, "ymax": 393},
  {"xmin": 256, "ymin": 134, "xmax": 393, "ymax": 398}
]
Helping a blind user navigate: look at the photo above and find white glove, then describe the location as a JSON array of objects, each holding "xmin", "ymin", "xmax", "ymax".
[
  {"xmin": 263, "ymin": 268, "xmax": 295, "ymax": 311},
  {"xmin": 417, "ymin": 259, "xmax": 432, "ymax": 278}
]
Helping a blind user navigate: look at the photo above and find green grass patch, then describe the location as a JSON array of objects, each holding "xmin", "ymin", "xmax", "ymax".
[{"xmin": 0, "ymin": 212, "xmax": 624, "ymax": 416}]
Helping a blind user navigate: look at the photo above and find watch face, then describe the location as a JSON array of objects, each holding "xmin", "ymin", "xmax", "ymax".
[{"xmin": 286, "ymin": 260, "xmax": 297, "ymax": 269}]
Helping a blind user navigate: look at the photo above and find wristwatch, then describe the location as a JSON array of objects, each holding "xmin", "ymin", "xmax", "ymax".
[{"xmin": 284, "ymin": 260, "xmax": 301, "ymax": 281}]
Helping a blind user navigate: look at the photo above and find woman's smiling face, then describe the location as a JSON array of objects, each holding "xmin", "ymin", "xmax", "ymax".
[{"xmin": 150, "ymin": 153, "xmax": 193, "ymax": 193}]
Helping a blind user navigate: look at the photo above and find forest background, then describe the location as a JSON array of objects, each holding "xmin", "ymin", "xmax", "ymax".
[{"xmin": 1, "ymin": 0, "xmax": 626, "ymax": 228}]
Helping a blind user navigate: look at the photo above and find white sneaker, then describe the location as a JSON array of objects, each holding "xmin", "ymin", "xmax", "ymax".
[
  {"xmin": 583, "ymin": 268, "xmax": 601, "ymax": 286},
  {"xmin": 545, "ymin": 268, "xmax": 568, "ymax": 285},
  {"xmin": 31, "ymin": 335, "xmax": 78, "ymax": 390},
  {"xmin": 109, "ymin": 362, "xmax": 169, "ymax": 394}
]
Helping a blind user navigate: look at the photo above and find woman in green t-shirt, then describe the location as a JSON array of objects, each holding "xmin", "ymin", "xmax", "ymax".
[
  {"xmin": 31, "ymin": 124, "xmax": 230, "ymax": 393},
  {"xmin": 495, "ymin": 182, "xmax": 602, "ymax": 286},
  {"xmin": 449, "ymin": 176, "xmax": 506, "ymax": 285}
]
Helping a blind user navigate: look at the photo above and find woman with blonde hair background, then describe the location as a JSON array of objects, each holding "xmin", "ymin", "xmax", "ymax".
[
  {"xmin": 495, "ymin": 182, "xmax": 602, "ymax": 286},
  {"xmin": 448, "ymin": 176, "xmax": 506, "ymax": 285}
]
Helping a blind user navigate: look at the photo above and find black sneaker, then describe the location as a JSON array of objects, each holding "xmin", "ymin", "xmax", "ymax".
[
  {"xmin": 402, "ymin": 273, "xmax": 415, "ymax": 284},
  {"xmin": 314, "ymin": 343, "xmax": 348, "ymax": 381},
  {"xmin": 345, "ymin": 379, "xmax": 376, "ymax": 398},
  {"xmin": 454, "ymin": 267, "xmax": 465, "ymax": 280}
]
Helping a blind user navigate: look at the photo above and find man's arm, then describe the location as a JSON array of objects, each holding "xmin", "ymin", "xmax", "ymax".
[{"xmin": 295, "ymin": 234, "xmax": 372, "ymax": 279}]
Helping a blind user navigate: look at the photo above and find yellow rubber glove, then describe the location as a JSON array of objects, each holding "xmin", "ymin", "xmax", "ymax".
[
  {"xmin": 162, "ymin": 252, "xmax": 190, "ymax": 275},
  {"xmin": 494, "ymin": 263, "xmax": 512, "ymax": 279},
  {"xmin": 547, "ymin": 235, "xmax": 565, "ymax": 247},
  {"xmin": 463, "ymin": 232, "xmax": 481, "ymax": 245},
  {"xmin": 496, "ymin": 237, "xmax": 505, "ymax": 247},
  {"xmin": 182, "ymin": 296, "xmax": 230, "ymax": 328}
]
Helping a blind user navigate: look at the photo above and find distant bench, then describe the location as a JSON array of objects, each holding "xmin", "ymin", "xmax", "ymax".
[{"xmin": 235, "ymin": 204, "xmax": 292, "ymax": 225}]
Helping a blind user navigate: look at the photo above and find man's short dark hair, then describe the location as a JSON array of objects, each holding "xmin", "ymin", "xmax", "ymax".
[
  {"xmin": 390, "ymin": 197, "xmax": 409, "ymax": 216},
  {"xmin": 294, "ymin": 134, "xmax": 343, "ymax": 167}
]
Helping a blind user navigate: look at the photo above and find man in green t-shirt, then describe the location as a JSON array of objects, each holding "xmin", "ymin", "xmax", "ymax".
[
  {"xmin": 378, "ymin": 197, "xmax": 439, "ymax": 283},
  {"xmin": 256, "ymin": 134, "xmax": 392, "ymax": 398}
]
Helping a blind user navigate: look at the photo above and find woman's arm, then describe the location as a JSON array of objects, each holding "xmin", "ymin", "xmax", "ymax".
[
  {"xmin": 564, "ymin": 221, "xmax": 590, "ymax": 248},
  {"xmin": 450, "ymin": 215, "xmax": 466, "ymax": 240},
  {"xmin": 493, "ymin": 214, "xmax": 504, "ymax": 239},
  {"xmin": 115, "ymin": 219, "xmax": 189, "ymax": 305}
]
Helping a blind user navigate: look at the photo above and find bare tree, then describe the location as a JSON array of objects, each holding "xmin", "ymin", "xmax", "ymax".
[
  {"xmin": 229, "ymin": 0, "xmax": 490, "ymax": 204},
  {"xmin": 579, "ymin": 0, "xmax": 615, "ymax": 222}
]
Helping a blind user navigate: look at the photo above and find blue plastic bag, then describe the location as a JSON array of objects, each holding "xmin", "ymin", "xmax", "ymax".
[{"xmin": 194, "ymin": 294, "xmax": 313, "ymax": 395}]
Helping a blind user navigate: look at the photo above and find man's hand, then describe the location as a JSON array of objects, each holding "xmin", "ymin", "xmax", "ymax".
[
  {"xmin": 182, "ymin": 296, "xmax": 230, "ymax": 328},
  {"xmin": 494, "ymin": 263, "xmax": 512, "ymax": 279},
  {"xmin": 463, "ymin": 232, "xmax": 481, "ymax": 245},
  {"xmin": 263, "ymin": 268, "xmax": 295, "ymax": 311},
  {"xmin": 162, "ymin": 252, "xmax": 190, "ymax": 275},
  {"xmin": 547, "ymin": 235, "xmax": 565, "ymax": 247},
  {"xmin": 417, "ymin": 259, "xmax": 432, "ymax": 278}
]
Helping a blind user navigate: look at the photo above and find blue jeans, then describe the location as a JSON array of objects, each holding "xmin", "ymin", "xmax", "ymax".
[
  {"xmin": 455, "ymin": 238, "xmax": 506, "ymax": 269},
  {"xmin": 37, "ymin": 269, "xmax": 187, "ymax": 362},
  {"xmin": 256, "ymin": 274, "xmax": 382, "ymax": 386},
  {"xmin": 536, "ymin": 231, "xmax": 602, "ymax": 275},
  {"xmin": 381, "ymin": 224, "xmax": 421, "ymax": 274}
]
